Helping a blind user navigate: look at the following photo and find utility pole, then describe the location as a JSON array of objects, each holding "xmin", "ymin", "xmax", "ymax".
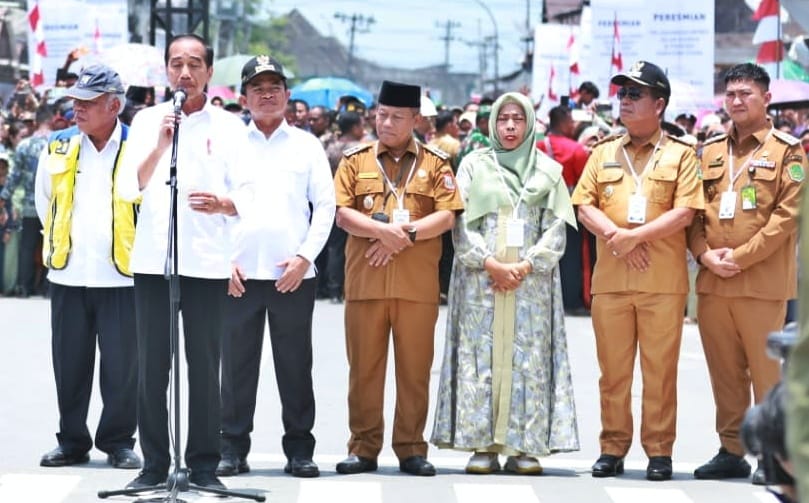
[
  {"xmin": 437, "ymin": 19, "xmax": 461, "ymax": 73},
  {"xmin": 334, "ymin": 12, "xmax": 375, "ymax": 80}
]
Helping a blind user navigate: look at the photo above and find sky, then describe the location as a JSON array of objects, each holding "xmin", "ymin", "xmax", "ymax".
[{"xmin": 264, "ymin": 0, "xmax": 539, "ymax": 75}]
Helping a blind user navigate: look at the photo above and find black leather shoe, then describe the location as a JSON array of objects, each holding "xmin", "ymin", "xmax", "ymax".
[
  {"xmin": 216, "ymin": 454, "xmax": 250, "ymax": 477},
  {"xmin": 284, "ymin": 457, "xmax": 320, "ymax": 478},
  {"xmin": 646, "ymin": 456, "xmax": 673, "ymax": 481},
  {"xmin": 125, "ymin": 471, "xmax": 167, "ymax": 490},
  {"xmin": 399, "ymin": 456, "xmax": 436, "ymax": 476},
  {"xmin": 694, "ymin": 448, "xmax": 751, "ymax": 479},
  {"xmin": 40, "ymin": 446, "xmax": 90, "ymax": 467},
  {"xmin": 592, "ymin": 454, "xmax": 624, "ymax": 477},
  {"xmin": 189, "ymin": 471, "xmax": 226, "ymax": 490},
  {"xmin": 336, "ymin": 454, "xmax": 378, "ymax": 474},
  {"xmin": 751, "ymin": 461, "xmax": 767, "ymax": 485},
  {"xmin": 107, "ymin": 448, "xmax": 141, "ymax": 469}
]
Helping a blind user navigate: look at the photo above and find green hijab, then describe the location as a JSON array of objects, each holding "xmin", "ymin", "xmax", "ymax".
[{"xmin": 465, "ymin": 92, "xmax": 575, "ymax": 227}]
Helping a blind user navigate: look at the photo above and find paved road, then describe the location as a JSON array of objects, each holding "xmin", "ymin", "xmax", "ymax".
[{"xmin": 0, "ymin": 296, "xmax": 775, "ymax": 502}]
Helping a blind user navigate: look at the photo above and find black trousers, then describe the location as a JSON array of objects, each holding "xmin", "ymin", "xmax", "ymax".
[
  {"xmin": 438, "ymin": 230, "xmax": 453, "ymax": 295},
  {"xmin": 560, "ymin": 223, "xmax": 585, "ymax": 311},
  {"xmin": 134, "ymin": 274, "xmax": 227, "ymax": 476},
  {"xmin": 324, "ymin": 224, "xmax": 347, "ymax": 298},
  {"xmin": 19, "ymin": 216, "xmax": 42, "ymax": 294},
  {"xmin": 49, "ymin": 284, "xmax": 137, "ymax": 455},
  {"xmin": 220, "ymin": 278, "xmax": 316, "ymax": 461}
]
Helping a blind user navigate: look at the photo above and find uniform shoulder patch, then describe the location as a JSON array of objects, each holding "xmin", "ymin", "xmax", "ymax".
[
  {"xmin": 666, "ymin": 134, "xmax": 697, "ymax": 147},
  {"xmin": 772, "ymin": 129, "xmax": 800, "ymax": 147},
  {"xmin": 788, "ymin": 162, "xmax": 805, "ymax": 182},
  {"xmin": 343, "ymin": 142, "xmax": 373, "ymax": 157},
  {"xmin": 592, "ymin": 134, "xmax": 622, "ymax": 148},
  {"xmin": 702, "ymin": 133, "xmax": 727, "ymax": 146},
  {"xmin": 423, "ymin": 143, "xmax": 450, "ymax": 161}
]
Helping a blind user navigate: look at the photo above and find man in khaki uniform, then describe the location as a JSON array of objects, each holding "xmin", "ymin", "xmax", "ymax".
[
  {"xmin": 571, "ymin": 60, "xmax": 703, "ymax": 481},
  {"xmin": 333, "ymin": 80, "xmax": 464, "ymax": 477},
  {"xmin": 689, "ymin": 63, "xmax": 805, "ymax": 484}
]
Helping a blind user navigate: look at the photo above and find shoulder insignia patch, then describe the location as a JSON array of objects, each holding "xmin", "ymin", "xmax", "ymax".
[
  {"xmin": 443, "ymin": 173, "xmax": 456, "ymax": 190},
  {"xmin": 788, "ymin": 163, "xmax": 805, "ymax": 182},
  {"xmin": 787, "ymin": 154, "xmax": 805, "ymax": 163},
  {"xmin": 343, "ymin": 142, "xmax": 373, "ymax": 157},
  {"xmin": 592, "ymin": 134, "xmax": 622, "ymax": 148},
  {"xmin": 423, "ymin": 143, "xmax": 450, "ymax": 161},
  {"xmin": 703, "ymin": 133, "xmax": 728, "ymax": 146},
  {"xmin": 666, "ymin": 134, "xmax": 695, "ymax": 147},
  {"xmin": 773, "ymin": 129, "xmax": 800, "ymax": 146}
]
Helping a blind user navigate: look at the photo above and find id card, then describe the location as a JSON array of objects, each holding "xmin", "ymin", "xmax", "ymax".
[
  {"xmin": 627, "ymin": 194, "xmax": 647, "ymax": 224},
  {"xmin": 506, "ymin": 218, "xmax": 525, "ymax": 247},
  {"xmin": 719, "ymin": 191, "xmax": 736, "ymax": 219},
  {"xmin": 741, "ymin": 185, "xmax": 756, "ymax": 210},
  {"xmin": 392, "ymin": 208, "xmax": 411, "ymax": 224}
]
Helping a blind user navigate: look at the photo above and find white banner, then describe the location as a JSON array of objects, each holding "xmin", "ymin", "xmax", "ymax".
[
  {"xmin": 588, "ymin": 0, "xmax": 715, "ymax": 118},
  {"xmin": 26, "ymin": 0, "xmax": 127, "ymax": 88},
  {"xmin": 531, "ymin": 23, "xmax": 579, "ymax": 120}
]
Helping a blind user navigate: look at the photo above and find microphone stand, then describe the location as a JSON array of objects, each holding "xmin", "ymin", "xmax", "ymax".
[{"xmin": 98, "ymin": 99, "xmax": 264, "ymax": 502}]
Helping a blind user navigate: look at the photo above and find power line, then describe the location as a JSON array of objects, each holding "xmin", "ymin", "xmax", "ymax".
[
  {"xmin": 334, "ymin": 12, "xmax": 375, "ymax": 79},
  {"xmin": 436, "ymin": 19, "xmax": 461, "ymax": 72}
]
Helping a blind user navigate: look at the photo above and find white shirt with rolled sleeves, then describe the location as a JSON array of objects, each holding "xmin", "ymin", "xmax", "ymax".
[
  {"xmin": 34, "ymin": 122, "xmax": 133, "ymax": 288},
  {"xmin": 232, "ymin": 120, "xmax": 335, "ymax": 280},
  {"xmin": 116, "ymin": 101, "xmax": 253, "ymax": 279}
]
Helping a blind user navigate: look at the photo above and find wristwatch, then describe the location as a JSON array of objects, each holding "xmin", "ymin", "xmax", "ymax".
[{"xmin": 408, "ymin": 226, "xmax": 417, "ymax": 243}]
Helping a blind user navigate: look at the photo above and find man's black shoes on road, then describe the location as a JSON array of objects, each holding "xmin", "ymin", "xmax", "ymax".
[
  {"xmin": 399, "ymin": 456, "xmax": 436, "ymax": 476},
  {"xmin": 694, "ymin": 448, "xmax": 752, "ymax": 479},
  {"xmin": 284, "ymin": 458, "xmax": 320, "ymax": 478},
  {"xmin": 336, "ymin": 454, "xmax": 378, "ymax": 474},
  {"xmin": 39, "ymin": 446, "xmax": 90, "ymax": 467},
  {"xmin": 591, "ymin": 454, "xmax": 624, "ymax": 477},
  {"xmin": 216, "ymin": 454, "xmax": 250, "ymax": 476}
]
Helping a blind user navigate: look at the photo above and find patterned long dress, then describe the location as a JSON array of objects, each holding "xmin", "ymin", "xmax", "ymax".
[{"xmin": 431, "ymin": 154, "xmax": 580, "ymax": 457}]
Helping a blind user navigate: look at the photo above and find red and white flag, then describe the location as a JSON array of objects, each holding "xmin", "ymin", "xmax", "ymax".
[
  {"xmin": 27, "ymin": 0, "xmax": 46, "ymax": 87},
  {"xmin": 567, "ymin": 31, "xmax": 580, "ymax": 99},
  {"xmin": 609, "ymin": 13, "xmax": 622, "ymax": 97},
  {"xmin": 752, "ymin": 0, "xmax": 783, "ymax": 64},
  {"xmin": 548, "ymin": 63, "xmax": 558, "ymax": 102},
  {"xmin": 93, "ymin": 19, "xmax": 102, "ymax": 54}
]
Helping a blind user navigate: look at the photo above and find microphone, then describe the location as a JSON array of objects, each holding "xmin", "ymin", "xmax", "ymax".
[{"xmin": 172, "ymin": 89, "xmax": 187, "ymax": 112}]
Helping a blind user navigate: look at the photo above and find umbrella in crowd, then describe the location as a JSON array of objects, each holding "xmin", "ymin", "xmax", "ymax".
[
  {"xmin": 768, "ymin": 77, "xmax": 809, "ymax": 109},
  {"xmin": 210, "ymin": 54, "xmax": 295, "ymax": 87},
  {"xmin": 290, "ymin": 77, "xmax": 374, "ymax": 109},
  {"xmin": 71, "ymin": 43, "xmax": 168, "ymax": 88}
]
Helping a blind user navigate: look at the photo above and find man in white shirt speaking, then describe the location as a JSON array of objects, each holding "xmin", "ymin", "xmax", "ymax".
[
  {"xmin": 35, "ymin": 65, "xmax": 141, "ymax": 470},
  {"xmin": 216, "ymin": 55, "xmax": 335, "ymax": 479},
  {"xmin": 116, "ymin": 34, "xmax": 253, "ymax": 491}
]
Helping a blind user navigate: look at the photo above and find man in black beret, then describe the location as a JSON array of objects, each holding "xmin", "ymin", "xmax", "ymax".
[{"xmin": 332, "ymin": 81, "xmax": 464, "ymax": 476}]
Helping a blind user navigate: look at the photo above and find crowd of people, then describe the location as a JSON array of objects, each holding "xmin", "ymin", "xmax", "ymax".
[{"xmin": 6, "ymin": 32, "xmax": 809, "ymax": 501}]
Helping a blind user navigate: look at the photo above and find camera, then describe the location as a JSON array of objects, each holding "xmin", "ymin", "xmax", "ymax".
[{"xmin": 740, "ymin": 323, "xmax": 797, "ymax": 487}]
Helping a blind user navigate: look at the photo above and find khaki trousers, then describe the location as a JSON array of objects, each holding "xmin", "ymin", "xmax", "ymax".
[
  {"xmin": 697, "ymin": 295, "xmax": 783, "ymax": 455},
  {"xmin": 344, "ymin": 299, "xmax": 438, "ymax": 460},
  {"xmin": 592, "ymin": 292, "xmax": 686, "ymax": 457}
]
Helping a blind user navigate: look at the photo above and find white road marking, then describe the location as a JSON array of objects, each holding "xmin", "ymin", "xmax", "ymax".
[
  {"xmin": 454, "ymin": 483, "xmax": 539, "ymax": 503},
  {"xmin": 0, "ymin": 474, "xmax": 80, "ymax": 503},
  {"xmin": 297, "ymin": 480, "xmax": 382, "ymax": 503},
  {"xmin": 606, "ymin": 486, "xmax": 693, "ymax": 503}
]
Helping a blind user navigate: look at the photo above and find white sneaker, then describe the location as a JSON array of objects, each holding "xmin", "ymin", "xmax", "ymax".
[
  {"xmin": 465, "ymin": 452, "xmax": 500, "ymax": 474},
  {"xmin": 504, "ymin": 454, "xmax": 542, "ymax": 475}
]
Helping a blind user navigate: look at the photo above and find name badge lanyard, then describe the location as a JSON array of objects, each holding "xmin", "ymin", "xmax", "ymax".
[
  {"xmin": 491, "ymin": 152, "xmax": 530, "ymax": 247},
  {"xmin": 722, "ymin": 129, "xmax": 771, "ymax": 218},
  {"xmin": 374, "ymin": 143, "xmax": 418, "ymax": 211},
  {"xmin": 620, "ymin": 136, "xmax": 662, "ymax": 224}
]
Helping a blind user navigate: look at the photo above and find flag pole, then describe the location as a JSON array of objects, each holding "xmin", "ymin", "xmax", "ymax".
[
  {"xmin": 776, "ymin": 0, "xmax": 782, "ymax": 79},
  {"xmin": 609, "ymin": 11, "xmax": 617, "ymax": 92}
]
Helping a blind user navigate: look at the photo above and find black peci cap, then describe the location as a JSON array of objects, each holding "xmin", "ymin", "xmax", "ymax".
[
  {"xmin": 378, "ymin": 80, "xmax": 420, "ymax": 108},
  {"xmin": 611, "ymin": 60, "xmax": 670, "ymax": 98}
]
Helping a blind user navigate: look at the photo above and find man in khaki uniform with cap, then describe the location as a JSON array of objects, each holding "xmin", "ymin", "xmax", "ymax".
[
  {"xmin": 689, "ymin": 62, "xmax": 805, "ymax": 485},
  {"xmin": 333, "ymin": 80, "xmax": 464, "ymax": 477},
  {"xmin": 571, "ymin": 60, "xmax": 703, "ymax": 481}
]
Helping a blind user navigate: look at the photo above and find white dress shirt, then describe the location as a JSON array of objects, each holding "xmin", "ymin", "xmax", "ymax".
[
  {"xmin": 116, "ymin": 101, "xmax": 253, "ymax": 279},
  {"xmin": 232, "ymin": 120, "xmax": 335, "ymax": 280},
  {"xmin": 34, "ymin": 122, "xmax": 133, "ymax": 287}
]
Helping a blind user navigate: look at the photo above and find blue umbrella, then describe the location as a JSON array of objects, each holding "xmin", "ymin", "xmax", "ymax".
[{"xmin": 290, "ymin": 77, "xmax": 374, "ymax": 109}]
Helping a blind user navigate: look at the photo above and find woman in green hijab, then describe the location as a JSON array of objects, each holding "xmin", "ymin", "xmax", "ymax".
[{"xmin": 431, "ymin": 92, "xmax": 580, "ymax": 474}]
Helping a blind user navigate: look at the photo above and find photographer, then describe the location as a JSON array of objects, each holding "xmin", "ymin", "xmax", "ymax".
[
  {"xmin": 786, "ymin": 170, "xmax": 809, "ymax": 503},
  {"xmin": 743, "ymin": 326, "xmax": 798, "ymax": 502}
]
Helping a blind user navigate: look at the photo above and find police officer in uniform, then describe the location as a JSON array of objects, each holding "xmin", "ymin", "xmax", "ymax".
[
  {"xmin": 571, "ymin": 61, "xmax": 704, "ymax": 481},
  {"xmin": 689, "ymin": 63, "xmax": 805, "ymax": 484},
  {"xmin": 333, "ymin": 80, "xmax": 464, "ymax": 476}
]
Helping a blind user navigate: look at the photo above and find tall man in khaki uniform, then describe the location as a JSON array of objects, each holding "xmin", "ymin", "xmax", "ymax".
[
  {"xmin": 333, "ymin": 80, "xmax": 464, "ymax": 477},
  {"xmin": 571, "ymin": 61, "xmax": 703, "ymax": 481},
  {"xmin": 689, "ymin": 63, "xmax": 805, "ymax": 484}
]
